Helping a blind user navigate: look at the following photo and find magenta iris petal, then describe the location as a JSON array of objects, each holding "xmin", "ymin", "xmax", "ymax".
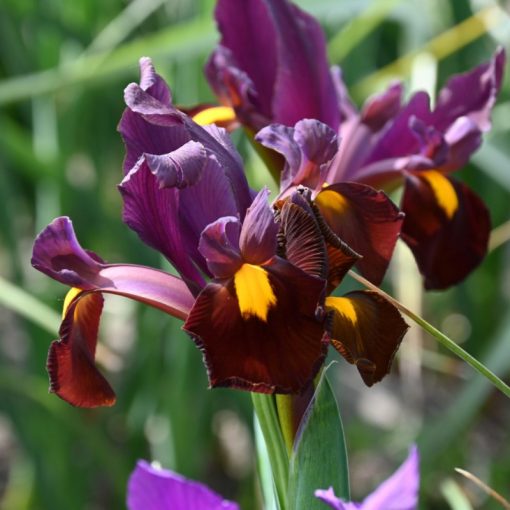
[
  {"xmin": 316, "ymin": 446, "xmax": 419, "ymax": 510},
  {"xmin": 127, "ymin": 461, "xmax": 240, "ymax": 510},
  {"xmin": 210, "ymin": 0, "xmax": 339, "ymax": 130},
  {"xmin": 239, "ymin": 187, "xmax": 279, "ymax": 264}
]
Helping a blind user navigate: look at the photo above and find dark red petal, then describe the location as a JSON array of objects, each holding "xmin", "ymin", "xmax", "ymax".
[
  {"xmin": 183, "ymin": 258, "xmax": 328, "ymax": 394},
  {"xmin": 327, "ymin": 290, "xmax": 409, "ymax": 386},
  {"xmin": 47, "ymin": 292, "xmax": 116, "ymax": 408},
  {"xmin": 315, "ymin": 182, "xmax": 403, "ymax": 285},
  {"xmin": 401, "ymin": 172, "xmax": 490, "ymax": 289}
]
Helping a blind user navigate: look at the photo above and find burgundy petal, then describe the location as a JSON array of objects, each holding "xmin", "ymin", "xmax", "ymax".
[
  {"xmin": 184, "ymin": 258, "xmax": 328, "ymax": 394},
  {"xmin": 401, "ymin": 172, "xmax": 490, "ymax": 289},
  {"xmin": 127, "ymin": 460, "xmax": 240, "ymax": 510},
  {"xmin": 326, "ymin": 290, "xmax": 409, "ymax": 386},
  {"xmin": 47, "ymin": 291, "xmax": 115, "ymax": 408},
  {"xmin": 315, "ymin": 183, "xmax": 403, "ymax": 285}
]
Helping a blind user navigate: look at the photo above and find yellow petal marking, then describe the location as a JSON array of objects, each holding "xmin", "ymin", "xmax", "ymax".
[
  {"xmin": 421, "ymin": 170, "xmax": 459, "ymax": 219},
  {"xmin": 234, "ymin": 263, "xmax": 277, "ymax": 322},
  {"xmin": 315, "ymin": 189, "xmax": 349, "ymax": 217},
  {"xmin": 62, "ymin": 287, "xmax": 82, "ymax": 319},
  {"xmin": 325, "ymin": 296, "xmax": 358, "ymax": 325},
  {"xmin": 192, "ymin": 106, "xmax": 236, "ymax": 126}
]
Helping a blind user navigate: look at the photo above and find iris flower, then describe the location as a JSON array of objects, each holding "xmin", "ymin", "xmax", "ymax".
[
  {"xmin": 32, "ymin": 59, "xmax": 407, "ymax": 408},
  {"xmin": 127, "ymin": 446, "xmax": 419, "ymax": 509},
  {"xmin": 205, "ymin": 0, "xmax": 506, "ymax": 289}
]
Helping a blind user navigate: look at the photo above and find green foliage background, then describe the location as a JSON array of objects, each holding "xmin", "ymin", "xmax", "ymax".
[{"xmin": 0, "ymin": 0, "xmax": 509, "ymax": 508}]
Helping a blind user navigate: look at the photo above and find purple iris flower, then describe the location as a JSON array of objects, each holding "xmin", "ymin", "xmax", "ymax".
[
  {"xmin": 315, "ymin": 446, "xmax": 420, "ymax": 510},
  {"xmin": 127, "ymin": 445, "xmax": 419, "ymax": 509},
  {"xmin": 206, "ymin": 0, "xmax": 506, "ymax": 289},
  {"xmin": 32, "ymin": 58, "xmax": 409, "ymax": 407}
]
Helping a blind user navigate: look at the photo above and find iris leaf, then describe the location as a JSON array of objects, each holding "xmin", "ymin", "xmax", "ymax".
[{"xmin": 288, "ymin": 369, "xmax": 349, "ymax": 510}]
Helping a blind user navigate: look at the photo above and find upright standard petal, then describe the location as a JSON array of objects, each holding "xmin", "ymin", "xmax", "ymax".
[
  {"xmin": 401, "ymin": 172, "xmax": 490, "ymax": 289},
  {"xmin": 316, "ymin": 446, "xmax": 420, "ymax": 510},
  {"xmin": 127, "ymin": 460, "xmax": 239, "ymax": 510},
  {"xmin": 32, "ymin": 217, "xmax": 194, "ymax": 407},
  {"xmin": 210, "ymin": 0, "xmax": 339, "ymax": 130},
  {"xmin": 326, "ymin": 291, "xmax": 409, "ymax": 386}
]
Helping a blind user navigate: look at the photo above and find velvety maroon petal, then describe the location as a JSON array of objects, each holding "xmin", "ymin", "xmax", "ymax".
[
  {"xmin": 326, "ymin": 290, "xmax": 408, "ymax": 386},
  {"xmin": 47, "ymin": 291, "xmax": 115, "ymax": 407},
  {"xmin": 315, "ymin": 183, "xmax": 403, "ymax": 285},
  {"xmin": 199, "ymin": 216, "xmax": 242, "ymax": 278},
  {"xmin": 183, "ymin": 258, "xmax": 328, "ymax": 393},
  {"xmin": 401, "ymin": 172, "xmax": 490, "ymax": 289},
  {"xmin": 127, "ymin": 460, "xmax": 240, "ymax": 510},
  {"xmin": 239, "ymin": 188, "xmax": 279, "ymax": 265}
]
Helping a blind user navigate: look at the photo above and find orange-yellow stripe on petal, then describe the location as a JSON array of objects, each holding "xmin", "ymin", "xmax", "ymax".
[
  {"xmin": 315, "ymin": 189, "xmax": 349, "ymax": 216},
  {"xmin": 62, "ymin": 287, "xmax": 83, "ymax": 319},
  {"xmin": 192, "ymin": 106, "xmax": 237, "ymax": 126},
  {"xmin": 325, "ymin": 296, "xmax": 358, "ymax": 325},
  {"xmin": 421, "ymin": 170, "xmax": 459, "ymax": 219},
  {"xmin": 234, "ymin": 263, "xmax": 276, "ymax": 321}
]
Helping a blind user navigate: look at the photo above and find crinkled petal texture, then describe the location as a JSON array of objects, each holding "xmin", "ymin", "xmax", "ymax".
[
  {"xmin": 401, "ymin": 171, "xmax": 490, "ymax": 290},
  {"xmin": 315, "ymin": 183, "xmax": 403, "ymax": 286},
  {"xmin": 183, "ymin": 257, "xmax": 328, "ymax": 393},
  {"xmin": 119, "ymin": 57, "xmax": 253, "ymax": 291},
  {"xmin": 326, "ymin": 291, "xmax": 409, "ymax": 386},
  {"xmin": 316, "ymin": 446, "xmax": 419, "ymax": 510},
  {"xmin": 208, "ymin": 0, "xmax": 339, "ymax": 130},
  {"xmin": 127, "ymin": 460, "xmax": 239, "ymax": 510},
  {"xmin": 32, "ymin": 217, "xmax": 194, "ymax": 407}
]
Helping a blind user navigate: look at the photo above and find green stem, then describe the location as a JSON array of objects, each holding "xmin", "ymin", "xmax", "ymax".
[
  {"xmin": 348, "ymin": 270, "xmax": 510, "ymax": 399},
  {"xmin": 251, "ymin": 393, "xmax": 289, "ymax": 510}
]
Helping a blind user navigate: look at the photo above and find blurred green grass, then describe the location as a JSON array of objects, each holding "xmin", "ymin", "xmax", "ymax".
[{"xmin": 0, "ymin": 0, "xmax": 509, "ymax": 508}]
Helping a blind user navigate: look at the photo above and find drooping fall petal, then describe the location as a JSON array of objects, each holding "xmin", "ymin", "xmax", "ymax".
[
  {"xmin": 184, "ymin": 257, "xmax": 328, "ymax": 393},
  {"xmin": 127, "ymin": 460, "xmax": 240, "ymax": 510},
  {"xmin": 326, "ymin": 290, "xmax": 408, "ymax": 386},
  {"xmin": 32, "ymin": 217, "xmax": 194, "ymax": 407},
  {"xmin": 401, "ymin": 171, "xmax": 490, "ymax": 289},
  {"xmin": 315, "ymin": 183, "xmax": 403, "ymax": 285}
]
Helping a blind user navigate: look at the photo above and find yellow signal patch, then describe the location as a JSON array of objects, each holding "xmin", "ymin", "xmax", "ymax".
[
  {"xmin": 192, "ymin": 106, "xmax": 236, "ymax": 126},
  {"xmin": 315, "ymin": 189, "xmax": 349, "ymax": 217},
  {"xmin": 325, "ymin": 296, "xmax": 358, "ymax": 325},
  {"xmin": 62, "ymin": 287, "xmax": 82, "ymax": 318},
  {"xmin": 234, "ymin": 264, "xmax": 277, "ymax": 322},
  {"xmin": 422, "ymin": 170, "xmax": 459, "ymax": 219}
]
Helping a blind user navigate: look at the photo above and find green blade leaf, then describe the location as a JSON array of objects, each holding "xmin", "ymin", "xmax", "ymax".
[{"xmin": 288, "ymin": 369, "xmax": 349, "ymax": 510}]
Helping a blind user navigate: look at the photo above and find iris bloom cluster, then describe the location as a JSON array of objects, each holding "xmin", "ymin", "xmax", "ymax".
[
  {"xmin": 32, "ymin": 56, "xmax": 408, "ymax": 407},
  {"xmin": 205, "ymin": 0, "xmax": 505, "ymax": 290},
  {"xmin": 126, "ymin": 446, "xmax": 419, "ymax": 510}
]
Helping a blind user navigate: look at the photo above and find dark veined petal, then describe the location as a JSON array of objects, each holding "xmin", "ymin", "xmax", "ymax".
[
  {"xmin": 315, "ymin": 183, "xmax": 403, "ymax": 285},
  {"xmin": 127, "ymin": 460, "xmax": 240, "ymax": 510},
  {"xmin": 401, "ymin": 171, "xmax": 490, "ymax": 289},
  {"xmin": 33, "ymin": 217, "xmax": 195, "ymax": 407},
  {"xmin": 47, "ymin": 291, "xmax": 115, "ymax": 408},
  {"xmin": 239, "ymin": 187, "xmax": 279, "ymax": 265},
  {"xmin": 326, "ymin": 290, "xmax": 408, "ymax": 386},
  {"xmin": 183, "ymin": 258, "xmax": 328, "ymax": 394}
]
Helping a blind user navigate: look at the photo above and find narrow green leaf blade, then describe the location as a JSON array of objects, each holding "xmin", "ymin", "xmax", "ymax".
[{"xmin": 288, "ymin": 371, "xmax": 349, "ymax": 510}]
